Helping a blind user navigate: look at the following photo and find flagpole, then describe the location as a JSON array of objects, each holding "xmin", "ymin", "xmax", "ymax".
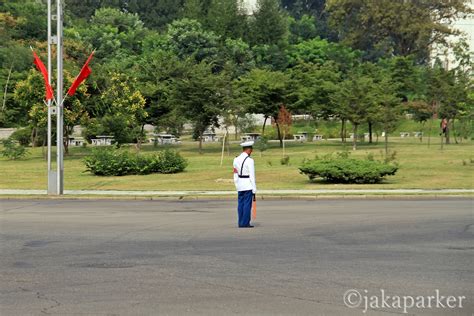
[
  {"xmin": 56, "ymin": 0, "xmax": 64, "ymax": 195},
  {"xmin": 47, "ymin": 0, "xmax": 53, "ymax": 194}
]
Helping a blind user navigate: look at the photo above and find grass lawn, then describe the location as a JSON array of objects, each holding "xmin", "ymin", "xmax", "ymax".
[{"xmin": 0, "ymin": 137, "xmax": 473, "ymax": 191}]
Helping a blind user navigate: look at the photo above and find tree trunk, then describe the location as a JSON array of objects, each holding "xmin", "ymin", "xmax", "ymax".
[
  {"xmin": 225, "ymin": 127, "xmax": 230, "ymax": 156},
  {"xmin": 352, "ymin": 123, "xmax": 357, "ymax": 151},
  {"xmin": 282, "ymin": 130, "xmax": 286, "ymax": 157},
  {"xmin": 340, "ymin": 119, "xmax": 346, "ymax": 143},
  {"xmin": 198, "ymin": 130, "xmax": 203, "ymax": 154},
  {"xmin": 262, "ymin": 116, "xmax": 268, "ymax": 135},
  {"xmin": 233, "ymin": 117, "xmax": 239, "ymax": 140},
  {"xmin": 275, "ymin": 119, "xmax": 283, "ymax": 148},
  {"xmin": 31, "ymin": 127, "xmax": 36, "ymax": 148},
  {"xmin": 420, "ymin": 122, "xmax": 424, "ymax": 142},
  {"xmin": 428, "ymin": 118, "xmax": 432, "ymax": 148},
  {"xmin": 136, "ymin": 124, "xmax": 145, "ymax": 150},
  {"xmin": 452, "ymin": 118, "xmax": 458, "ymax": 144},
  {"xmin": 385, "ymin": 130, "xmax": 389, "ymax": 155},
  {"xmin": 64, "ymin": 128, "xmax": 70, "ymax": 155},
  {"xmin": 42, "ymin": 130, "xmax": 46, "ymax": 159},
  {"xmin": 445, "ymin": 118, "xmax": 450, "ymax": 144},
  {"xmin": 368, "ymin": 121, "xmax": 373, "ymax": 143}
]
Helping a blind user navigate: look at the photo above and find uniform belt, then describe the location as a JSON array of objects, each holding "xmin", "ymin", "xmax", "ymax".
[{"xmin": 238, "ymin": 175, "xmax": 250, "ymax": 178}]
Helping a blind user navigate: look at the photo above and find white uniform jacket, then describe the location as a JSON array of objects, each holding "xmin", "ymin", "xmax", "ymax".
[{"xmin": 233, "ymin": 152, "xmax": 257, "ymax": 193}]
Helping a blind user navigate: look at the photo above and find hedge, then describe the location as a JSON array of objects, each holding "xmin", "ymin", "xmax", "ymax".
[
  {"xmin": 84, "ymin": 148, "xmax": 187, "ymax": 176},
  {"xmin": 299, "ymin": 155, "xmax": 398, "ymax": 184}
]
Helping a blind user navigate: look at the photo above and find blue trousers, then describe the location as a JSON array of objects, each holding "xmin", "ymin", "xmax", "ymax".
[{"xmin": 237, "ymin": 190, "xmax": 253, "ymax": 227}]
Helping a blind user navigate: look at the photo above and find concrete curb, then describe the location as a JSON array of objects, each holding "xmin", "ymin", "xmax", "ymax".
[{"xmin": 0, "ymin": 189, "xmax": 472, "ymax": 201}]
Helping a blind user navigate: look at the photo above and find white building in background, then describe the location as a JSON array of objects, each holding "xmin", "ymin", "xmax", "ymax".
[
  {"xmin": 431, "ymin": 9, "xmax": 474, "ymax": 69},
  {"xmin": 241, "ymin": 0, "xmax": 257, "ymax": 14}
]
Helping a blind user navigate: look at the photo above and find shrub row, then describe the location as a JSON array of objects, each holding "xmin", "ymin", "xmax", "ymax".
[
  {"xmin": 84, "ymin": 148, "xmax": 187, "ymax": 176},
  {"xmin": 299, "ymin": 154, "xmax": 398, "ymax": 184}
]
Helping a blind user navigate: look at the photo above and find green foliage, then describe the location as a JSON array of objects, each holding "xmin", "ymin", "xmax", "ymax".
[
  {"xmin": 165, "ymin": 19, "xmax": 220, "ymax": 62},
  {"xmin": 84, "ymin": 148, "xmax": 187, "ymax": 176},
  {"xmin": 204, "ymin": 0, "xmax": 248, "ymax": 39},
  {"xmin": 250, "ymin": 0, "xmax": 288, "ymax": 46},
  {"xmin": 234, "ymin": 68, "xmax": 290, "ymax": 120},
  {"xmin": 1, "ymin": 0, "xmax": 47, "ymax": 40},
  {"xmin": 152, "ymin": 149, "xmax": 189, "ymax": 174},
  {"xmin": 288, "ymin": 15, "xmax": 318, "ymax": 44},
  {"xmin": 170, "ymin": 61, "xmax": 227, "ymax": 151},
  {"xmin": 70, "ymin": 8, "xmax": 146, "ymax": 60},
  {"xmin": 86, "ymin": 72, "xmax": 147, "ymax": 146},
  {"xmin": 299, "ymin": 153, "xmax": 398, "ymax": 184},
  {"xmin": 326, "ymin": 0, "xmax": 472, "ymax": 62},
  {"xmin": 1, "ymin": 138, "xmax": 28, "ymax": 160},
  {"xmin": 254, "ymin": 135, "xmax": 269, "ymax": 155},
  {"xmin": 10, "ymin": 127, "xmax": 31, "ymax": 146}
]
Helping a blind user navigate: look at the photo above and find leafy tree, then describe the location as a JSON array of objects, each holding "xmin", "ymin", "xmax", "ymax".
[
  {"xmin": 254, "ymin": 135, "xmax": 269, "ymax": 157},
  {"xmin": 15, "ymin": 70, "xmax": 90, "ymax": 153},
  {"xmin": 275, "ymin": 105, "xmax": 292, "ymax": 152},
  {"xmin": 234, "ymin": 68, "xmax": 290, "ymax": 146},
  {"xmin": 288, "ymin": 61, "xmax": 341, "ymax": 117},
  {"xmin": 65, "ymin": 0, "xmax": 185, "ymax": 30},
  {"xmin": 249, "ymin": 0, "xmax": 288, "ymax": 46},
  {"xmin": 371, "ymin": 70, "xmax": 402, "ymax": 153},
  {"xmin": 252, "ymin": 44, "xmax": 289, "ymax": 71},
  {"xmin": 134, "ymin": 50, "xmax": 188, "ymax": 135},
  {"xmin": 1, "ymin": 138, "xmax": 28, "ymax": 160},
  {"xmin": 1, "ymin": 0, "xmax": 47, "ymax": 40},
  {"xmin": 426, "ymin": 60, "xmax": 471, "ymax": 145},
  {"xmin": 286, "ymin": 38, "xmax": 360, "ymax": 71},
  {"xmin": 205, "ymin": 0, "xmax": 248, "ymax": 39},
  {"xmin": 67, "ymin": 8, "xmax": 146, "ymax": 61},
  {"xmin": 0, "ymin": 12, "xmax": 41, "ymax": 127},
  {"xmin": 407, "ymin": 101, "xmax": 433, "ymax": 143},
  {"xmin": 326, "ymin": 0, "xmax": 473, "ymax": 62},
  {"xmin": 224, "ymin": 38, "xmax": 255, "ymax": 72},
  {"xmin": 13, "ymin": 70, "xmax": 45, "ymax": 146},
  {"xmin": 331, "ymin": 67, "xmax": 378, "ymax": 150},
  {"xmin": 170, "ymin": 61, "xmax": 228, "ymax": 153},
  {"xmin": 287, "ymin": 14, "xmax": 318, "ymax": 44},
  {"xmin": 85, "ymin": 72, "xmax": 147, "ymax": 147},
  {"xmin": 164, "ymin": 19, "xmax": 220, "ymax": 63},
  {"xmin": 124, "ymin": 0, "xmax": 185, "ymax": 30}
]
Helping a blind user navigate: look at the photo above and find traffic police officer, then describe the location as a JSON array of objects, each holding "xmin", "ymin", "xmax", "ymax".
[{"xmin": 233, "ymin": 141, "xmax": 257, "ymax": 228}]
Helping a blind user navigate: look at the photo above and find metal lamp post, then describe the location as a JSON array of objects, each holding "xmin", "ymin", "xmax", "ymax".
[{"xmin": 47, "ymin": 0, "xmax": 64, "ymax": 195}]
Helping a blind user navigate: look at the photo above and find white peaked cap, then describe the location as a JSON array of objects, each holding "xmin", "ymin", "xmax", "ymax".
[{"xmin": 240, "ymin": 141, "xmax": 254, "ymax": 147}]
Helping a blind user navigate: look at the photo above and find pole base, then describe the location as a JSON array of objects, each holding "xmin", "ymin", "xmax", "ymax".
[{"xmin": 48, "ymin": 170, "xmax": 63, "ymax": 195}]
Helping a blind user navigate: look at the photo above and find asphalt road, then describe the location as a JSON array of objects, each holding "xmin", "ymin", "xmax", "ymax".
[{"xmin": 0, "ymin": 198, "xmax": 472, "ymax": 315}]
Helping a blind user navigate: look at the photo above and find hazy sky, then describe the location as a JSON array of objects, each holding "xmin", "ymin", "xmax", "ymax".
[{"xmin": 453, "ymin": 16, "xmax": 474, "ymax": 54}]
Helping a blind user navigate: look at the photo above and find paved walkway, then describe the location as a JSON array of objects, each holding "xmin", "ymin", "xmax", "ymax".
[{"xmin": 0, "ymin": 188, "xmax": 472, "ymax": 197}]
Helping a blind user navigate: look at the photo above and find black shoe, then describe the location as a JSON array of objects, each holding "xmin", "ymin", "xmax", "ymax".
[{"xmin": 238, "ymin": 225, "xmax": 254, "ymax": 228}]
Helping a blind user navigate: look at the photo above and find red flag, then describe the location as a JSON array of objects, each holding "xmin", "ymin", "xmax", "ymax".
[
  {"xmin": 32, "ymin": 51, "xmax": 54, "ymax": 101},
  {"xmin": 67, "ymin": 51, "xmax": 94, "ymax": 96}
]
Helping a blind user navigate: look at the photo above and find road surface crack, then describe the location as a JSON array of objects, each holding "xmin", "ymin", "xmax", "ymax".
[{"xmin": 36, "ymin": 291, "xmax": 61, "ymax": 314}]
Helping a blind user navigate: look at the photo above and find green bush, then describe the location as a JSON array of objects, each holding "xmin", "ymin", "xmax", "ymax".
[
  {"xmin": 84, "ymin": 148, "xmax": 187, "ymax": 176},
  {"xmin": 1, "ymin": 139, "xmax": 29, "ymax": 160},
  {"xmin": 280, "ymin": 155, "xmax": 290, "ymax": 165},
  {"xmin": 151, "ymin": 149, "xmax": 188, "ymax": 174},
  {"xmin": 10, "ymin": 128, "xmax": 31, "ymax": 146},
  {"xmin": 10, "ymin": 127, "xmax": 46, "ymax": 147},
  {"xmin": 299, "ymin": 154, "xmax": 398, "ymax": 184}
]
